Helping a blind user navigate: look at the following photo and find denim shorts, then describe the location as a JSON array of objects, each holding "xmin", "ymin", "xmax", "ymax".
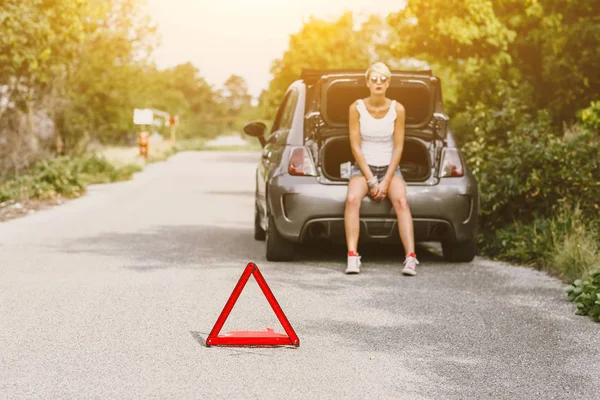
[{"xmin": 350, "ymin": 163, "xmax": 403, "ymax": 182}]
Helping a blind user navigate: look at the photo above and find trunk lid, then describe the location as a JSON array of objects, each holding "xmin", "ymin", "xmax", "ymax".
[{"xmin": 303, "ymin": 69, "xmax": 444, "ymax": 142}]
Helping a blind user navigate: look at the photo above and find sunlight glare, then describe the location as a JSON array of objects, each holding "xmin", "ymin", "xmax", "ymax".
[{"xmin": 146, "ymin": 0, "xmax": 405, "ymax": 97}]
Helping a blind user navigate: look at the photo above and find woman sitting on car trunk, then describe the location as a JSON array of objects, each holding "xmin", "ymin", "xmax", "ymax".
[{"xmin": 344, "ymin": 62, "xmax": 418, "ymax": 276}]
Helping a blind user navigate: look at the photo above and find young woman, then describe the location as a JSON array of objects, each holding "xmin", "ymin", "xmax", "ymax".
[{"xmin": 344, "ymin": 62, "xmax": 418, "ymax": 276}]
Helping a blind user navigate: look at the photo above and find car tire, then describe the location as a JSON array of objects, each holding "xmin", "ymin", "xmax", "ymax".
[
  {"xmin": 442, "ymin": 236, "xmax": 477, "ymax": 262},
  {"xmin": 266, "ymin": 214, "xmax": 295, "ymax": 261},
  {"xmin": 254, "ymin": 203, "xmax": 266, "ymax": 241}
]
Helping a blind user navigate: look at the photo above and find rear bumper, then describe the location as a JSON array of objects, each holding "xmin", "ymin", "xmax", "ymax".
[{"xmin": 268, "ymin": 173, "xmax": 478, "ymax": 244}]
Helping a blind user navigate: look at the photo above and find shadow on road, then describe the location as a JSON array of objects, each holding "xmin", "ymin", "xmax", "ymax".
[
  {"xmin": 58, "ymin": 223, "xmax": 444, "ymax": 271},
  {"xmin": 190, "ymin": 331, "xmax": 209, "ymax": 347},
  {"xmin": 297, "ymin": 240, "xmax": 443, "ymax": 263},
  {"xmin": 201, "ymin": 190, "xmax": 255, "ymax": 197},
  {"xmin": 60, "ymin": 224, "xmax": 263, "ymax": 270}
]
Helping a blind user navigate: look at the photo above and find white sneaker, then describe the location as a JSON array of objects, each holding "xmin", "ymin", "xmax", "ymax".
[
  {"xmin": 345, "ymin": 254, "xmax": 361, "ymax": 274},
  {"xmin": 402, "ymin": 256, "xmax": 419, "ymax": 276}
]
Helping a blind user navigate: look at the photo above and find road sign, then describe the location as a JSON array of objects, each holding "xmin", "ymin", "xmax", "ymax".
[
  {"xmin": 206, "ymin": 262, "xmax": 300, "ymax": 347},
  {"xmin": 133, "ymin": 108, "xmax": 153, "ymax": 125}
]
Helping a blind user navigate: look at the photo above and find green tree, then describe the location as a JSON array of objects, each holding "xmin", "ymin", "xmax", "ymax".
[
  {"xmin": 0, "ymin": 0, "xmax": 88, "ymax": 173},
  {"xmin": 54, "ymin": 0, "xmax": 159, "ymax": 151},
  {"xmin": 158, "ymin": 62, "xmax": 227, "ymax": 138},
  {"xmin": 223, "ymin": 74, "xmax": 252, "ymax": 131},
  {"xmin": 224, "ymin": 75, "xmax": 251, "ymax": 112},
  {"xmin": 0, "ymin": 0, "xmax": 229, "ymax": 172},
  {"xmin": 261, "ymin": 12, "xmax": 383, "ymax": 120},
  {"xmin": 387, "ymin": 0, "xmax": 600, "ymax": 251},
  {"xmin": 0, "ymin": 0, "xmax": 87, "ymax": 105},
  {"xmin": 499, "ymin": 0, "xmax": 600, "ymax": 124},
  {"xmin": 387, "ymin": 0, "xmax": 600, "ymax": 127}
]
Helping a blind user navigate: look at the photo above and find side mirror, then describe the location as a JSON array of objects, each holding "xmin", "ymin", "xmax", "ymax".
[
  {"xmin": 243, "ymin": 121, "xmax": 267, "ymax": 147},
  {"xmin": 433, "ymin": 113, "xmax": 450, "ymax": 140}
]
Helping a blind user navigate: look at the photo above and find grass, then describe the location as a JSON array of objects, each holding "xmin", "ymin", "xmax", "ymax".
[
  {"xmin": 479, "ymin": 202, "xmax": 600, "ymax": 322},
  {"xmin": 0, "ymin": 134, "xmax": 260, "ymax": 206},
  {"xmin": 198, "ymin": 144, "xmax": 262, "ymax": 151},
  {"xmin": 480, "ymin": 203, "xmax": 600, "ymax": 283},
  {"xmin": 173, "ymin": 137, "xmax": 262, "ymax": 152},
  {"xmin": 547, "ymin": 204, "xmax": 600, "ymax": 283},
  {"xmin": 100, "ymin": 136, "xmax": 261, "ymax": 166},
  {"xmin": 0, "ymin": 154, "xmax": 142, "ymax": 203}
]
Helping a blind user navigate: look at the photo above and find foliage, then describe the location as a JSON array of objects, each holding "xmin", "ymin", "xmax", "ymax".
[
  {"xmin": 0, "ymin": 0, "xmax": 256, "ymax": 176},
  {"xmin": 578, "ymin": 100, "xmax": 600, "ymax": 132},
  {"xmin": 0, "ymin": 0, "xmax": 89, "ymax": 175},
  {"xmin": 463, "ymin": 115, "xmax": 600, "ymax": 231},
  {"xmin": 388, "ymin": 0, "xmax": 516, "ymax": 62},
  {"xmin": 551, "ymin": 217, "xmax": 600, "ymax": 284},
  {"xmin": 387, "ymin": 0, "xmax": 600, "ymax": 126},
  {"xmin": 0, "ymin": 0, "xmax": 87, "ymax": 98},
  {"xmin": 385, "ymin": 0, "xmax": 600, "ymax": 322},
  {"xmin": 52, "ymin": 0, "xmax": 160, "ymax": 150},
  {"xmin": 260, "ymin": 12, "xmax": 389, "ymax": 120},
  {"xmin": 77, "ymin": 154, "xmax": 143, "ymax": 185},
  {"xmin": 136, "ymin": 63, "xmax": 233, "ymax": 140},
  {"xmin": 506, "ymin": 0, "xmax": 600, "ymax": 124},
  {"xmin": 0, "ymin": 155, "xmax": 141, "ymax": 203},
  {"xmin": 564, "ymin": 270, "xmax": 600, "ymax": 322},
  {"xmin": 477, "ymin": 218, "xmax": 554, "ymax": 268},
  {"xmin": 479, "ymin": 202, "xmax": 600, "ymax": 282}
]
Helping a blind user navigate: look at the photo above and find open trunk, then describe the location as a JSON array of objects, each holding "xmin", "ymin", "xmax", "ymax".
[
  {"xmin": 302, "ymin": 69, "xmax": 446, "ymax": 183},
  {"xmin": 320, "ymin": 135, "xmax": 431, "ymax": 183},
  {"xmin": 303, "ymin": 69, "xmax": 443, "ymax": 143}
]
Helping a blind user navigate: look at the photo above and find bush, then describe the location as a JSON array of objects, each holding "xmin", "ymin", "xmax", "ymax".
[
  {"xmin": 578, "ymin": 100, "xmax": 600, "ymax": 132},
  {"xmin": 477, "ymin": 218, "xmax": 555, "ymax": 268},
  {"xmin": 462, "ymin": 113, "xmax": 600, "ymax": 231},
  {"xmin": 77, "ymin": 154, "xmax": 142, "ymax": 185},
  {"xmin": 0, "ymin": 154, "xmax": 141, "ymax": 203},
  {"xmin": 456, "ymin": 100, "xmax": 600, "ymax": 320},
  {"xmin": 549, "ymin": 204, "xmax": 600, "ymax": 283},
  {"xmin": 564, "ymin": 269, "xmax": 600, "ymax": 323},
  {"xmin": 478, "ymin": 202, "xmax": 600, "ymax": 281},
  {"xmin": 0, "ymin": 157, "xmax": 85, "ymax": 202}
]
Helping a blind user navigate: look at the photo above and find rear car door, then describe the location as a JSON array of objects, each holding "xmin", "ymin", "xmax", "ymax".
[{"xmin": 257, "ymin": 87, "xmax": 299, "ymax": 212}]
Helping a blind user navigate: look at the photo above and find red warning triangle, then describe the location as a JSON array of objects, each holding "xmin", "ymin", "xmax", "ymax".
[{"xmin": 206, "ymin": 262, "xmax": 300, "ymax": 347}]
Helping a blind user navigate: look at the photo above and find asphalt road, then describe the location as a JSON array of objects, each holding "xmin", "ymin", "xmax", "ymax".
[{"xmin": 1, "ymin": 151, "xmax": 599, "ymax": 400}]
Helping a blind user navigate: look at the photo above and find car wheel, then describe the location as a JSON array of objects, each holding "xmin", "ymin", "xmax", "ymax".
[
  {"xmin": 254, "ymin": 203, "xmax": 266, "ymax": 241},
  {"xmin": 266, "ymin": 213, "xmax": 295, "ymax": 261},
  {"xmin": 442, "ymin": 236, "xmax": 477, "ymax": 262}
]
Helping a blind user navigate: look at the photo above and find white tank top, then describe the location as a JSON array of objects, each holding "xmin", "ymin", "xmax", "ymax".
[{"xmin": 356, "ymin": 99, "xmax": 396, "ymax": 166}]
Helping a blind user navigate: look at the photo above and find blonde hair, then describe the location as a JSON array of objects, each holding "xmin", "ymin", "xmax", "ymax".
[{"xmin": 365, "ymin": 62, "xmax": 392, "ymax": 80}]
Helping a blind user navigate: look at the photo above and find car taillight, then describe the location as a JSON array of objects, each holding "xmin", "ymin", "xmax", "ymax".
[
  {"xmin": 288, "ymin": 146, "xmax": 317, "ymax": 176},
  {"xmin": 440, "ymin": 148, "xmax": 464, "ymax": 177}
]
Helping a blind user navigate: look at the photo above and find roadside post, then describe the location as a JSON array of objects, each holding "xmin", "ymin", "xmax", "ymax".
[
  {"xmin": 169, "ymin": 115, "xmax": 178, "ymax": 144},
  {"xmin": 137, "ymin": 130, "xmax": 149, "ymax": 158},
  {"xmin": 133, "ymin": 108, "xmax": 153, "ymax": 159}
]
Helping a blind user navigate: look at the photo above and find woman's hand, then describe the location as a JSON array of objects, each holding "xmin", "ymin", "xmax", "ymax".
[
  {"xmin": 375, "ymin": 178, "xmax": 390, "ymax": 201},
  {"xmin": 369, "ymin": 183, "xmax": 379, "ymax": 199},
  {"xmin": 367, "ymin": 176, "xmax": 379, "ymax": 199}
]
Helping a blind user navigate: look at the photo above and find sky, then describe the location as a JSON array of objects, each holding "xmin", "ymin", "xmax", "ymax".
[{"xmin": 145, "ymin": 0, "xmax": 406, "ymax": 99}]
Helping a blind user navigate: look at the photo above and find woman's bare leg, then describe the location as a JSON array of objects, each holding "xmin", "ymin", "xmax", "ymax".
[
  {"xmin": 344, "ymin": 176, "xmax": 369, "ymax": 253},
  {"xmin": 387, "ymin": 175, "xmax": 415, "ymax": 255}
]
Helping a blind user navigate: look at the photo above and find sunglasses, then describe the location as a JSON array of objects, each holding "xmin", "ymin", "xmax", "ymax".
[{"xmin": 370, "ymin": 75, "xmax": 388, "ymax": 84}]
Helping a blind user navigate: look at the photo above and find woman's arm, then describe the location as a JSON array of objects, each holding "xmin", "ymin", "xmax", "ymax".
[
  {"xmin": 375, "ymin": 102, "xmax": 405, "ymax": 201},
  {"xmin": 348, "ymin": 101, "xmax": 375, "ymax": 184},
  {"xmin": 384, "ymin": 102, "xmax": 406, "ymax": 181}
]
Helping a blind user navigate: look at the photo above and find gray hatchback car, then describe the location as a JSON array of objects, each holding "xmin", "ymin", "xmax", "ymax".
[{"xmin": 244, "ymin": 68, "xmax": 479, "ymax": 262}]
